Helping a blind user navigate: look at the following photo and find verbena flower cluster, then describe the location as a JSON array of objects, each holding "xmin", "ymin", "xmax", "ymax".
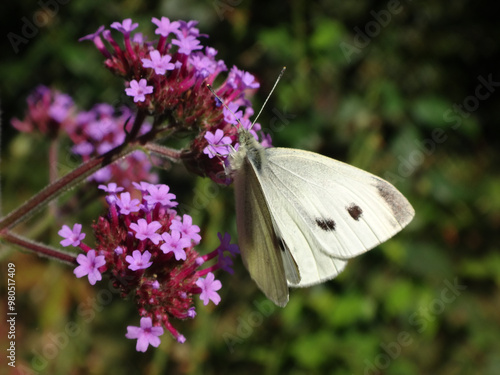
[
  {"xmin": 11, "ymin": 85, "xmax": 75, "ymax": 137},
  {"xmin": 68, "ymin": 104, "xmax": 157, "ymax": 185},
  {"xmin": 11, "ymin": 16, "xmax": 266, "ymax": 351},
  {"xmin": 59, "ymin": 182, "xmax": 239, "ymax": 350},
  {"xmin": 11, "ymin": 87, "xmax": 158, "ymax": 188},
  {"xmin": 80, "ymin": 17, "xmax": 272, "ymax": 184}
]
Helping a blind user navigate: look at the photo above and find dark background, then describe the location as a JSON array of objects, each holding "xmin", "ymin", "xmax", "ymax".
[{"xmin": 1, "ymin": 1, "xmax": 499, "ymax": 374}]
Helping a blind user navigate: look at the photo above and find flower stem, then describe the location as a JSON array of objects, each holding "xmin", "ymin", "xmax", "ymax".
[
  {"xmin": 0, "ymin": 144, "xmax": 135, "ymax": 231},
  {"xmin": 143, "ymin": 142, "xmax": 183, "ymax": 162},
  {"xmin": 1, "ymin": 231, "xmax": 76, "ymax": 265}
]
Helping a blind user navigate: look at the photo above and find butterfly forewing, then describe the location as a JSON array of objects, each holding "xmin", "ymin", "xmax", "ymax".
[
  {"xmin": 263, "ymin": 148, "xmax": 415, "ymax": 260},
  {"xmin": 233, "ymin": 152, "xmax": 290, "ymax": 307}
]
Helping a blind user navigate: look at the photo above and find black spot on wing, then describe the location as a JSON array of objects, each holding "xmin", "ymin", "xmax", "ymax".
[
  {"xmin": 277, "ymin": 236, "xmax": 287, "ymax": 252},
  {"xmin": 347, "ymin": 204, "xmax": 363, "ymax": 221},
  {"xmin": 315, "ymin": 218, "xmax": 336, "ymax": 231}
]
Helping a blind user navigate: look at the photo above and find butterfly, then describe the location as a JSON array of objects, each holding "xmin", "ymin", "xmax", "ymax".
[{"xmin": 209, "ymin": 72, "xmax": 414, "ymax": 307}]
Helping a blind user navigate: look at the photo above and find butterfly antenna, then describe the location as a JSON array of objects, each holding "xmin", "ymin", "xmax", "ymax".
[
  {"xmin": 251, "ymin": 66, "xmax": 286, "ymax": 129},
  {"xmin": 206, "ymin": 84, "xmax": 239, "ymax": 120},
  {"xmin": 206, "ymin": 66, "xmax": 286, "ymax": 131}
]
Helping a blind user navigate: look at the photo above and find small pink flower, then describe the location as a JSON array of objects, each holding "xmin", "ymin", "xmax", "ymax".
[
  {"xmin": 58, "ymin": 223, "xmax": 86, "ymax": 247},
  {"xmin": 203, "ymin": 129, "xmax": 232, "ymax": 159},
  {"xmin": 125, "ymin": 250, "xmax": 153, "ymax": 271},
  {"xmin": 160, "ymin": 231, "xmax": 190, "ymax": 260},
  {"xmin": 170, "ymin": 214, "xmax": 201, "ymax": 244},
  {"xmin": 116, "ymin": 192, "xmax": 141, "ymax": 215},
  {"xmin": 196, "ymin": 272, "xmax": 222, "ymax": 306},
  {"xmin": 126, "ymin": 317, "xmax": 164, "ymax": 352},
  {"xmin": 129, "ymin": 219, "xmax": 162, "ymax": 244},
  {"xmin": 125, "ymin": 79, "xmax": 153, "ymax": 103},
  {"xmin": 141, "ymin": 50, "xmax": 175, "ymax": 75},
  {"xmin": 144, "ymin": 184, "xmax": 177, "ymax": 207},
  {"xmin": 74, "ymin": 250, "xmax": 106, "ymax": 285}
]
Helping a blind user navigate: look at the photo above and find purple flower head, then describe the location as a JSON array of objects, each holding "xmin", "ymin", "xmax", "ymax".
[
  {"xmin": 170, "ymin": 215, "xmax": 201, "ymax": 244},
  {"xmin": 48, "ymin": 93, "xmax": 74, "ymax": 122},
  {"xmin": 58, "ymin": 223, "xmax": 86, "ymax": 247},
  {"xmin": 129, "ymin": 219, "xmax": 162, "ymax": 244},
  {"xmin": 203, "ymin": 129, "xmax": 233, "ymax": 159},
  {"xmin": 228, "ymin": 66, "xmax": 260, "ymax": 90},
  {"xmin": 72, "ymin": 142, "xmax": 93, "ymax": 156},
  {"xmin": 144, "ymin": 184, "xmax": 177, "ymax": 208},
  {"xmin": 126, "ymin": 250, "xmax": 153, "ymax": 271},
  {"xmin": 126, "ymin": 317, "xmax": 164, "ymax": 352},
  {"xmin": 111, "ymin": 19, "xmax": 139, "ymax": 35},
  {"xmin": 125, "ymin": 79, "xmax": 153, "ymax": 103},
  {"xmin": 196, "ymin": 272, "xmax": 222, "ymax": 306},
  {"xmin": 160, "ymin": 231, "xmax": 190, "ymax": 260},
  {"xmin": 141, "ymin": 50, "xmax": 175, "ymax": 75},
  {"xmin": 132, "ymin": 181, "xmax": 152, "ymax": 193},
  {"xmin": 152, "ymin": 17, "xmax": 180, "ymax": 37},
  {"xmin": 98, "ymin": 182, "xmax": 124, "ymax": 194},
  {"xmin": 217, "ymin": 232, "xmax": 240, "ymax": 256},
  {"xmin": 79, "ymin": 25, "xmax": 105, "ymax": 42},
  {"xmin": 172, "ymin": 35, "xmax": 202, "ymax": 55},
  {"xmin": 116, "ymin": 192, "xmax": 141, "ymax": 215},
  {"xmin": 74, "ymin": 250, "xmax": 106, "ymax": 285},
  {"xmin": 176, "ymin": 20, "xmax": 204, "ymax": 38},
  {"xmin": 223, "ymin": 102, "xmax": 243, "ymax": 125}
]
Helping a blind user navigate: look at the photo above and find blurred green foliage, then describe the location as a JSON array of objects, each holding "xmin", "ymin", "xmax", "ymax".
[{"xmin": 1, "ymin": 0, "xmax": 499, "ymax": 374}]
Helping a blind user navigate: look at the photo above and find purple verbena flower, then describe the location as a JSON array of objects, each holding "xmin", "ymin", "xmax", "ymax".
[
  {"xmin": 129, "ymin": 219, "xmax": 162, "ymax": 244},
  {"xmin": 172, "ymin": 35, "xmax": 202, "ymax": 55},
  {"xmin": 170, "ymin": 215, "xmax": 201, "ymax": 244},
  {"xmin": 132, "ymin": 181, "xmax": 152, "ymax": 193},
  {"xmin": 98, "ymin": 182, "xmax": 124, "ymax": 194},
  {"xmin": 125, "ymin": 79, "xmax": 153, "ymax": 102},
  {"xmin": 217, "ymin": 232, "xmax": 240, "ymax": 256},
  {"xmin": 144, "ymin": 184, "xmax": 177, "ymax": 208},
  {"xmin": 58, "ymin": 223, "xmax": 86, "ymax": 247},
  {"xmin": 126, "ymin": 317, "xmax": 164, "ymax": 352},
  {"xmin": 196, "ymin": 272, "xmax": 222, "ymax": 306},
  {"xmin": 126, "ymin": 250, "xmax": 153, "ymax": 271},
  {"xmin": 203, "ymin": 129, "xmax": 233, "ymax": 159},
  {"xmin": 152, "ymin": 17, "xmax": 180, "ymax": 37},
  {"xmin": 110, "ymin": 18, "xmax": 139, "ymax": 35},
  {"xmin": 116, "ymin": 192, "xmax": 141, "ymax": 215},
  {"xmin": 160, "ymin": 231, "xmax": 190, "ymax": 260},
  {"xmin": 74, "ymin": 249, "xmax": 106, "ymax": 285},
  {"xmin": 141, "ymin": 50, "xmax": 175, "ymax": 75}
]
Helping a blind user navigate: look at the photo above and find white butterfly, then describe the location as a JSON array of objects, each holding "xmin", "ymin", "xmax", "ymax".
[
  {"xmin": 229, "ymin": 127, "xmax": 414, "ymax": 307},
  {"xmin": 207, "ymin": 73, "xmax": 414, "ymax": 307}
]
